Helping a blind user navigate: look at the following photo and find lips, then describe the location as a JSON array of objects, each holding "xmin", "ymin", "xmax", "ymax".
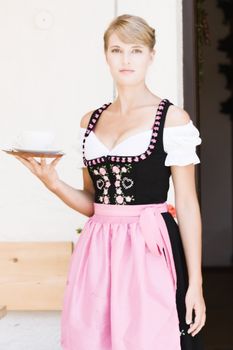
[{"xmin": 119, "ymin": 69, "xmax": 135, "ymax": 73}]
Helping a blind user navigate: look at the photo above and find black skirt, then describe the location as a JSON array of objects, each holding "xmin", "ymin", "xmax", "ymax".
[{"xmin": 162, "ymin": 212, "xmax": 205, "ymax": 350}]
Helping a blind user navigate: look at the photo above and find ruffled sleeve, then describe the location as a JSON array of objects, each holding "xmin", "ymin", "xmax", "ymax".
[{"xmin": 163, "ymin": 120, "xmax": 202, "ymax": 166}]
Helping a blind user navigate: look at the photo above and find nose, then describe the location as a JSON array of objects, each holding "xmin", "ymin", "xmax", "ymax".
[{"xmin": 122, "ymin": 51, "xmax": 131, "ymax": 65}]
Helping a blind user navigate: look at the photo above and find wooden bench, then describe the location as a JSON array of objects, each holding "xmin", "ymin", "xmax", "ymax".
[{"xmin": 0, "ymin": 241, "xmax": 73, "ymax": 311}]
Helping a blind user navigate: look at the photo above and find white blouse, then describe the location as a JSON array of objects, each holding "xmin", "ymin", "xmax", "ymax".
[{"xmin": 76, "ymin": 120, "xmax": 202, "ymax": 168}]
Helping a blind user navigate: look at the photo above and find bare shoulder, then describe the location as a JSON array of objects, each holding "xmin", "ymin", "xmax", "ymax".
[
  {"xmin": 80, "ymin": 110, "xmax": 95, "ymax": 128},
  {"xmin": 164, "ymin": 104, "xmax": 191, "ymax": 128}
]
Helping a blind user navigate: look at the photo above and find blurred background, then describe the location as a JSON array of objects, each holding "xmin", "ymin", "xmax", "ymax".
[{"xmin": 0, "ymin": 0, "xmax": 232, "ymax": 349}]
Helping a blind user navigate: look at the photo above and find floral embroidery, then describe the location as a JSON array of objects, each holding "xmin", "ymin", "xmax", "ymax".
[
  {"xmin": 110, "ymin": 164, "xmax": 135, "ymax": 204},
  {"xmin": 89, "ymin": 165, "xmax": 111, "ymax": 204},
  {"xmin": 89, "ymin": 163, "xmax": 135, "ymax": 205}
]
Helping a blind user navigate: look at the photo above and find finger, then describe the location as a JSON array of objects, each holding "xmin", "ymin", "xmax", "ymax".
[
  {"xmin": 15, "ymin": 155, "xmax": 32, "ymax": 164},
  {"xmin": 15, "ymin": 155, "xmax": 31, "ymax": 162},
  {"xmin": 187, "ymin": 307, "xmax": 202, "ymax": 334},
  {"xmin": 190, "ymin": 315, "xmax": 206, "ymax": 337},
  {"xmin": 51, "ymin": 156, "xmax": 62, "ymax": 166},
  {"xmin": 17, "ymin": 155, "xmax": 40, "ymax": 165},
  {"xmin": 40, "ymin": 158, "xmax": 47, "ymax": 166},
  {"xmin": 15, "ymin": 156, "xmax": 34, "ymax": 171},
  {"xmin": 27, "ymin": 157, "xmax": 41, "ymax": 166},
  {"xmin": 185, "ymin": 302, "xmax": 193, "ymax": 325},
  {"xmin": 24, "ymin": 157, "xmax": 42, "ymax": 173}
]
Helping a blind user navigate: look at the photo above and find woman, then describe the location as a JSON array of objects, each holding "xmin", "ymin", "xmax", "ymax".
[{"xmin": 15, "ymin": 14, "xmax": 206, "ymax": 350}]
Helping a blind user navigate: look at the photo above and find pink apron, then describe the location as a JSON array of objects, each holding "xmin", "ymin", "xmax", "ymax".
[{"xmin": 61, "ymin": 202, "xmax": 181, "ymax": 350}]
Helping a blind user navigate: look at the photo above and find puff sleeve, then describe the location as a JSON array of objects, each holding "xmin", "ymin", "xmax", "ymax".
[{"xmin": 163, "ymin": 120, "xmax": 202, "ymax": 166}]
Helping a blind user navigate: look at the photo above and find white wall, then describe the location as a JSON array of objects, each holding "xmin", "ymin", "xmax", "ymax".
[
  {"xmin": 0, "ymin": 0, "xmax": 114, "ymax": 243},
  {"xmin": 0, "ymin": 1, "xmax": 183, "ymax": 349}
]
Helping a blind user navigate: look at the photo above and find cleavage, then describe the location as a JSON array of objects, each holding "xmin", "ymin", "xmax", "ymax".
[{"xmin": 91, "ymin": 128, "xmax": 153, "ymax": 153}]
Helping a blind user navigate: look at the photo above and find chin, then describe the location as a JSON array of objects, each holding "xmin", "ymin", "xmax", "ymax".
[{"xmin": 114, "ymin": 76, "xmax": 142, "ymax": 87}]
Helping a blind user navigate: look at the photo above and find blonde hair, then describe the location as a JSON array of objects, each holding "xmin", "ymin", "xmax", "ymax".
[{"xmin": 103, "ymin": 14, "xmax": 156, "ymax": 52}]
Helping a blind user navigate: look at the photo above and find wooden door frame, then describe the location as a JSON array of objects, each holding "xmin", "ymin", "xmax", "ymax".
[
  {"xmin": 182, "ymin": 0, "xmax": 201, "ymax": 198},
  {"xmin": 182, "ymin": 0, "xmax": 199, "ymax": 123}
]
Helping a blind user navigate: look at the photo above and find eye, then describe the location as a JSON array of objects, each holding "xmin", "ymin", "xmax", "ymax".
[
  {"xmin": 111, "ymin": 48, "xmax": 121, "ymax": 53},
  {"xmin": 132, "ymin": 49, "xmax": 142, "ymax": 53}
]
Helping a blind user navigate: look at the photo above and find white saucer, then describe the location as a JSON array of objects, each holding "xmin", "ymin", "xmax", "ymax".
[{"xmin": 12, "ymin": 146, "xmax": 63, "ymax": 154}]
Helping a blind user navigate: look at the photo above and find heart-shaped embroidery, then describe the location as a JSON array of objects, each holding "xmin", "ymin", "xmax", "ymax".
[
  {"xmin": 96, "ymin": 179, "xmax": 104, "ymax": 190},
  {"xmin": 122, "ymin": 177, "xmax": 134, "ymax": 190}
]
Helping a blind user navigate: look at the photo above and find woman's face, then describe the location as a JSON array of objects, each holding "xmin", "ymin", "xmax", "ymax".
[{"xmin": 105, "ymin": 32, "xmax": 155, "ymax": 86}]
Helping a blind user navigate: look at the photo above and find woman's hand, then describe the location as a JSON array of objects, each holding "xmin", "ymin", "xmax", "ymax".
[
  {"xmin": 14, "ymin": 154, "xmax": 94, "ymax": 216},
  {"xmin": 15, "ymin": 155, "xmax": 62, "ymax": 191},
  {"xmin": 185, "ymin": 283, "xmax": 206, "ymax": 337}
]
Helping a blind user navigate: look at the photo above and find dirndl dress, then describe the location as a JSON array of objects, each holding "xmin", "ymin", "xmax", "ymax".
[{"xmin": 60, "ymin": 99, "xmax": 205, "ymax": 350}]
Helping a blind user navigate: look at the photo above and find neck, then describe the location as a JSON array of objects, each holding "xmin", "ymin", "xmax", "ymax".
[{"xmin": 113, "ymin": 82, "xmax": 156, "ymax": 115}]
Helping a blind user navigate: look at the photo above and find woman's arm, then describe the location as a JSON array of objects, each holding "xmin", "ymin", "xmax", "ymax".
[
  {"xmin": 14, "ymin": 156, "xmax": 95, "ymax": 217},
  {"xmin": 171, "ymin": 163, "xmax": 206, "ymax": 337},
  {"xmin": 171, "ymin": 164, "xmax": 202, "ymax": 286},
  {"xmin": 48, "ymin": 168, "xmax": 95, "ymax": 217},
  {"xmin": 166, "ymin": 105, "xmax": 206, "ymax": 337},
  {"xmin": 165, "ymin": 106, "xmax": 206, "ymax": 336},
  {"xmin": 165, "ymin": 104, "xmax": 203, "ymax": 285}
]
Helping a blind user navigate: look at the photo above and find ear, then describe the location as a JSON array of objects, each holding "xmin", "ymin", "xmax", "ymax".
[
  {"xmin": 148, "ymin": 49, "xmax": 155, "ymax": 66},
  {"xmin": 150, "ymin": 49, "xmax": 155, "ymax": 62}
]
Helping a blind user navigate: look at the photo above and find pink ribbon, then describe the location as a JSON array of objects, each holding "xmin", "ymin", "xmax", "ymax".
[{"xmin": 138, "ymin": 203, "xmax": 177, "ymax": 291}]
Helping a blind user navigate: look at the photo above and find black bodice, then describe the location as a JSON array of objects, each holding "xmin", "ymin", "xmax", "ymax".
[{"xmin": 82, "ymin": 99, "xmax": 173, "ymax": 205}]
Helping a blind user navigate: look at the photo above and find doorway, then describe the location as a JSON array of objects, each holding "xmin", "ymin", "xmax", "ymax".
[{"xmin": 182, "ymin": 1, "xmax": 233, "ymax": 349}]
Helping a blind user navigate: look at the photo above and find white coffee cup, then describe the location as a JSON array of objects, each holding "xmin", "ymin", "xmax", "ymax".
[{"xmin": 15, "ymin": 130, "xmax": 56, "ymax": 150}]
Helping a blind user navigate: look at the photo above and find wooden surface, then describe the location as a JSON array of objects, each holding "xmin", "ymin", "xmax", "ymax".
[
  {"xmin": 0, "ymin": 305, "xmax": 7, "ymax": 319},
  {"xmin": 0, "ymin": 242, "xmax": 73, "ymax": 310}
]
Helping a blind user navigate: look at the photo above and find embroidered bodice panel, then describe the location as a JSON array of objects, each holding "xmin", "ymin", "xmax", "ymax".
[{"xmin": 81, "ymin": 99, "xmax": 202, "ymax": 205}]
